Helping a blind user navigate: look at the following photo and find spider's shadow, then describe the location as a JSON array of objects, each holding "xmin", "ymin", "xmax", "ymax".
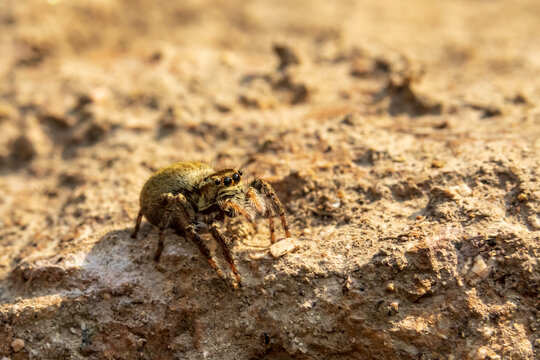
[{"xmin": 1, "ymin": 224, "xmax": 233, "ymax": 305}]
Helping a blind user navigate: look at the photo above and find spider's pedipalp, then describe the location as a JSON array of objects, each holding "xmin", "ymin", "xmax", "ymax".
[
  {"xmin": 245, "ymin": 187, "xmax": 266, "ymax": 214},
  {"xmin": 222, "ymin": 200, "xmax": 255, "ymax": 223}
]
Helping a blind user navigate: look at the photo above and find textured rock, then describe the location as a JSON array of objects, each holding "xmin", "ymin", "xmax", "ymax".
[{"xmin": 1, "ymin": 1, "xmax": 539, "ymax": 359}]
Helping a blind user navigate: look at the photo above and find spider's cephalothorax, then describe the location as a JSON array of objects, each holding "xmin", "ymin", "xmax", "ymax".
[{"xmin": 131, "ymin": 161, "xmax": 291, "ymax": 288}]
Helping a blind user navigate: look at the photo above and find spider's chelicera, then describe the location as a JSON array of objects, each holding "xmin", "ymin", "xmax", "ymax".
[{"xmin": 131, "ymin": 161, "xmax": 290, "ymax": 287}]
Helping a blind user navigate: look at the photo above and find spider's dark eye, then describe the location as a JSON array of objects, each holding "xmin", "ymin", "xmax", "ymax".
[
  {"xmin": 214, "ymin": 178, "xmax": 221, "ymax": 185},
  {"xmin": 223, "ymin": 177, "xmax": 232, "ymax": 187},
  {"xmin": 232, "ymin": 173, "xmax": 240, "ymax": 182},
  {"xmin": 238, "ymin": 170, "xmax": 243, "ymax": 176}
]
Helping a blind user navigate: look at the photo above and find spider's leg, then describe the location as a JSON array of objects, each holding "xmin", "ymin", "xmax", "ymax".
[
  {"xmin": 156, "ymin": 194, "xmax": 225, "ymax": 278},
  {"xmin": 251, "ymin": 179, "xmax": 291, "ymax": 239},
  {"xmin": 154, "ymin": 194, "xmax": 178, "ymax": 261},
  {"xmin": 268, "ymin": 214, "xmax": 276, "ymax": 244},
  {"xmin": 131, "ymin": 207, "xmax": 145, "ymax": 238},
  {"xmin": 208, "ymin": 219, "xmax": 242, "ymax": 287},
  {"xmin": 181, "ymin": 225, "xmax": 225, "ymax": 280}
]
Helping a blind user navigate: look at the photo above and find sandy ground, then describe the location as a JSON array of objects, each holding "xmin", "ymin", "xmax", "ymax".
[{"xmin": 0, "ymin": 0, "xmax": 539, "ymax": 359}]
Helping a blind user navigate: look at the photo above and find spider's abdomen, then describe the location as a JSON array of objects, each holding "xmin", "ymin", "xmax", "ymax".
[{"xmin": 139, "ymin": 161, "xmax": 213, "ymax": 226}]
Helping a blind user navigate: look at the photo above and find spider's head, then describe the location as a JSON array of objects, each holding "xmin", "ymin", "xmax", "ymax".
[{"xmin": 197, "ymin": 169, "xmax": 244, "ymax": 212}]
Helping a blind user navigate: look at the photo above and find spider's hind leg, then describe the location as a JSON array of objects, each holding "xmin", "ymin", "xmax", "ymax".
[{"xmin": 131, "ymin": 207, "xmax": 145, "ymax": 238}]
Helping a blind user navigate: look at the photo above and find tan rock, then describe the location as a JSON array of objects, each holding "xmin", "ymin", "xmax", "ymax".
[
  {"xmin": 11, "ymin": 338, "xmax": 25, "ymax": 352},
  {"xmin": 269, "ymin": 238, "xmax": 300, "ymax": 258}
]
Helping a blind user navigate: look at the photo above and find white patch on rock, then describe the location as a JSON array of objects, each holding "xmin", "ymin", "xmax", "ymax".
[{"xmin": 471, "ymin": 256, "xmax": 489, "ymax": 278}]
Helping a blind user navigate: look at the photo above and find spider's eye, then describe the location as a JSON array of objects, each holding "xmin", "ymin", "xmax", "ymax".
[
  {"xmin": 238, "ymin": 170, "xmax": 243, "ymax": 176},
  {"xmin": 214, "ymin": 178, "xmax": 221, "ymax": 185},
  {"xmin": 223, "ymin": 177, "xmax": 232, "ymax": 187},
  {"xmin": 232, "ymin": 173, "xmax": 240, "ymax": 182}
]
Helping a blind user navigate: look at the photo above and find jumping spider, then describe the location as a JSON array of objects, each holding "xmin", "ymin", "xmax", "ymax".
[{"xmin": 131, "ymin": 161, "xmax": 290, "ymax": 287}]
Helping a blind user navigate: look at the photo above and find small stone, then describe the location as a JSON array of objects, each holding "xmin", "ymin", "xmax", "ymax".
[
  {"xmin": 471, "ymin": 346, "xmax": 500, "ymax": 360},
  {"xmin": 471, "ymin": 256, "xmax": 489, "ymax": 278},
  {"xmin": 342, "ymin": 276, "xmax": 352, "ymax": 294},
  {"xmin": 451, "ymin": 184, "xmax": 472, "ymax": 197},
  {"xmin": 517, "ymin": 193, "xmax": 528, "ymax": 202},
  {"xmin": 301, "ymin": 300, "xmax": 312, "ymax": 309},
  {"xmin": 388, "ymin": 301, "xmax": 399, "ymax": 314},
  {"xmin": 386, "ymin": 283, "xmax": 395, "ymax": 292},
  {"xmin": 269, "ymin": 238, "xmax": 300, "ymax": 258},
  {"xmin": 443, "ymin": 188, "xmax": 458, "ymax": 198},
  {"xmin": 530, "ymin": 216, "xmax": 540, "ymax": 229},
  {"xmin": 472, "ymin": 347, "xmax": 488, "ymax": 360},
  {"xmin": 11, "ymin": 338, "xmax": 25, "ymax": 352},
  {"xmin": 136, "ymin": 338, "xmax": 146, "ymax": 349},
  {"xmin": 102, "ymin": 293, "xmax": 111, "ymax": 300},
  {"xmin": 431, "ymin": 160, "xmax": 444, "ymax": 168}
]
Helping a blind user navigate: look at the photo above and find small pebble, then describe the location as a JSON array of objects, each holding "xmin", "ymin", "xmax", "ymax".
[
  {"xmin": 386, "ymin": 283, "xmax": 395, "ymax": 292},
  {"xmin": 517, "ymin": 193, "xmax": 528, "ymax": 202},
  {"xmin": 471, "ymin": 346, "xmax": 500, "ymax": 360},
  {"xmin": 269, "ymin": 238, "xmax": 300, "ymax": 258},
  {"xmin": 530, "ymin": 216, "xmax": 540, "ymax": 229},
  {"xmin": 447, "ymin": 184, "xmax": 472, "ymax": 197},
  {"xmin": 431, "ymin": 160, "xmax": 444, "ymax": 168},
  {"xmin": 11, "ymin": 338, "xmax": 25, "ymax": 352},
  {"xmin": 471, "ymin": 256, "xmax": 489, "ymax": 278},
  {"xmin": 136, "ymin": 338, "xmax": 146, "ymax": 349}
]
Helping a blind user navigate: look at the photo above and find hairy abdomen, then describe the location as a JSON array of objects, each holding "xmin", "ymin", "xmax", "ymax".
[{"xmin": 139, "ymin": 161, "xmax": 213, "ymax": 227}]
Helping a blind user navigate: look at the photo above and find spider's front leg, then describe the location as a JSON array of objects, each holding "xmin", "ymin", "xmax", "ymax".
[
  {"xmin": 249, "ymin": 178, "xmax": 291, "ymax": 243},
  {"xmin": 155, "ymin": 193, "xmax": 226, "ymax": 280},
  {"xmin": 208, "ymin": 216, "xmax": 242, "ymax": 287}
]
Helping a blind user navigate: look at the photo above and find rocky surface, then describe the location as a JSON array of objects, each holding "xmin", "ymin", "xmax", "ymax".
[{"xmin": 1, "ymin": 0, "xmax": 539, "ymax": 359}]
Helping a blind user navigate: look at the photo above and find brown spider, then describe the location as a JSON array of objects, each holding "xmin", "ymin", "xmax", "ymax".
[{"xmin": 131, "ymin": 161, "xmax": 290, "ymax": 287}]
